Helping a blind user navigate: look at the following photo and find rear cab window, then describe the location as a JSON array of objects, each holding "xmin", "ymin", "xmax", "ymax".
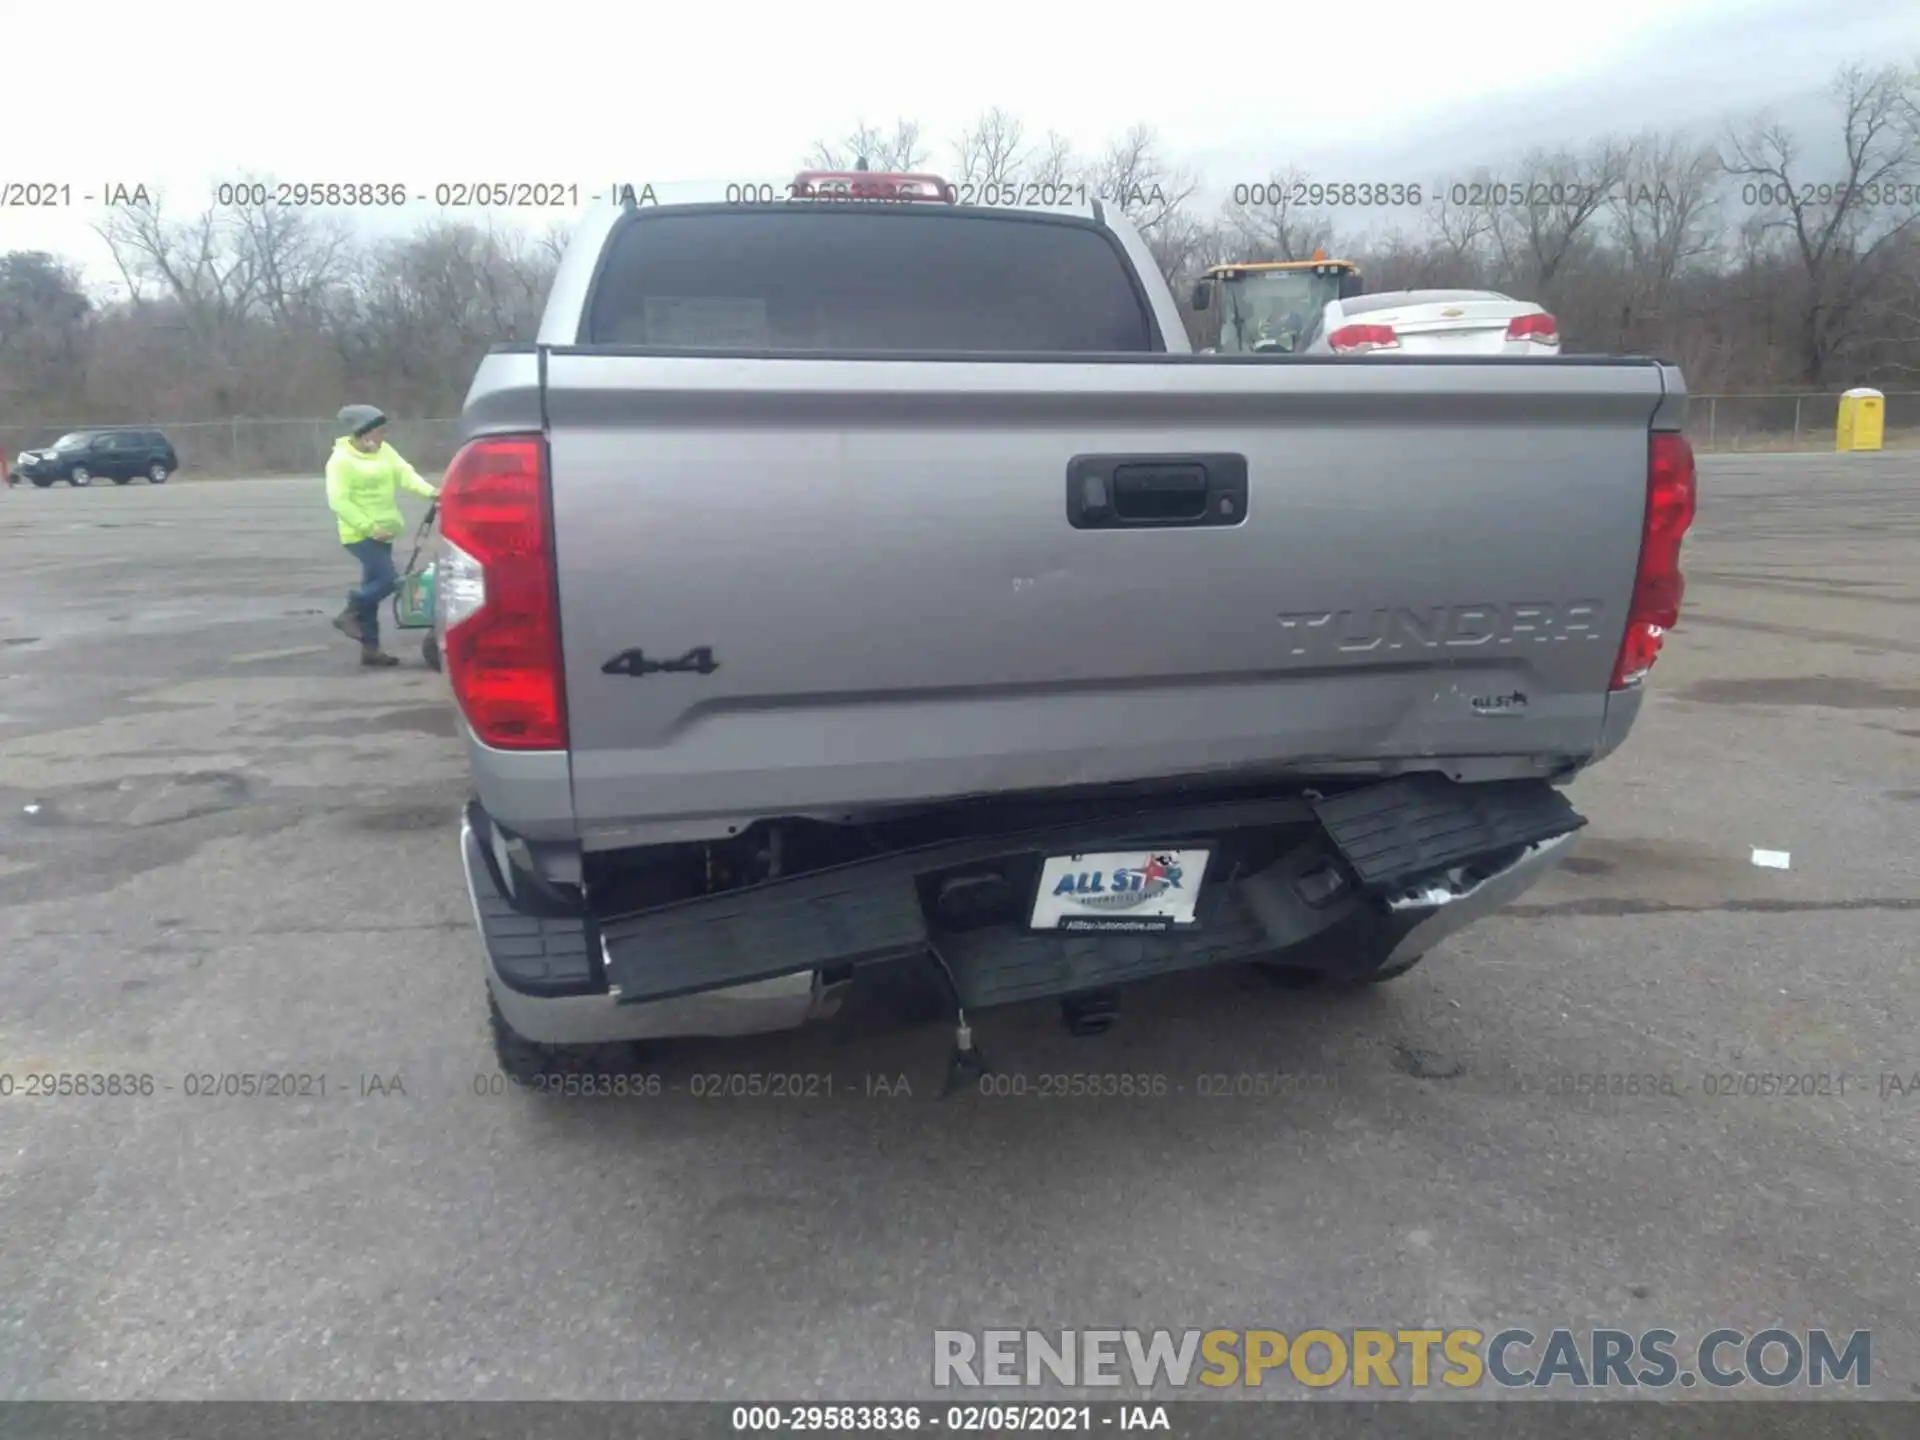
[{"xmin": 584, "ymin": 206, "xmax": 1161, "ymax": 354}]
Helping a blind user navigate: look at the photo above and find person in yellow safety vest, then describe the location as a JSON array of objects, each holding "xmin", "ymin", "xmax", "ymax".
[{"xmin": 325, "ymin": 404, "xmax": 439, "ymax": 667}]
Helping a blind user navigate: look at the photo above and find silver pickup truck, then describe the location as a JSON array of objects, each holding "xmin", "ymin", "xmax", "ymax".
[{"xmin": 439, "ymin": 169, "xmax": 1697, "ymax": 1086}]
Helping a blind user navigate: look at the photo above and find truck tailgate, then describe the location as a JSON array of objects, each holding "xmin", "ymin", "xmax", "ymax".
[{"xmin": 543, "ymin": 354, "xmax": 1665, "ymax": 839}]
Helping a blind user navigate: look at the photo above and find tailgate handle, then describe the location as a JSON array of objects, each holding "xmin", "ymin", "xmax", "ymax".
[
  {"xmin": 1066, "ymin": 454, "xmax": 1248, "ymax": 529},
  {"xmin": 1115, "ymin": 465, "xmax": 1208, "ymax": 519}
]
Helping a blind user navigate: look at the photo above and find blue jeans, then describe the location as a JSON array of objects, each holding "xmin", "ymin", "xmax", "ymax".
[{"xmin": 345, "ymin": 538, "xmax": 397, "ymax": 644}]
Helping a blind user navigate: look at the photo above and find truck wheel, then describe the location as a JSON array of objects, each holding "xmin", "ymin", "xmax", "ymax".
[
  {"xmin": 487, "ymin": 993, "xmax": 650, "ymax": 1088},
  {"xmin": 69, "ymin": 467, "xmax": 92, "ymax": 487}
]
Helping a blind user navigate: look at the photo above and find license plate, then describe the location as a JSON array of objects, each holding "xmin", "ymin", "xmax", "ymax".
[{"xmin": 1029, "ymin": 848, "xmax": 1209, "ymax": 933}]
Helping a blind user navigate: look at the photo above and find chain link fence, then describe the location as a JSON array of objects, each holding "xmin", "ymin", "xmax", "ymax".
[
  {"xmin": 4, "ymin": 395, "xmax": 1917, "ymax": 478},
  {"xmin": 1685, "ymin": 391, "xmax": 1920, "ymax": 451},
  {"xmin": 0, "ymin": 417, "xmax": 465, "ymax": 479}
]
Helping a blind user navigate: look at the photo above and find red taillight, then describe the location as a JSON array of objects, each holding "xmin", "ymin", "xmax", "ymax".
[
  {"xmin": 1611, "ymin": 432, "xmax": 1697, "ymax": 691},
  {"xmin": 437, "ymin": 434, "xmax": 567, "ymax": 750},
  {"xmin": 1327, "ymin": 323, "xmax": 1400, "ymax": 354},
  {"xmin": 1507, "ymin": 312, "xmax": 1559, "ymax": 346},
  {"xmin": 792, "ymin": 170, "xmax": 955, "ymax": 203}
]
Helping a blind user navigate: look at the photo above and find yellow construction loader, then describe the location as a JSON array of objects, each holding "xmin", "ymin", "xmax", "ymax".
[{"xmin": 1191, "ymin": 252, "xmax": 1363, "ymax": 353}]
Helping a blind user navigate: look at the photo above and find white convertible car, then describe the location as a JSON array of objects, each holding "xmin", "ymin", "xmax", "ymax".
[{"xmin": 1303, "ymin": 289, "xmax": 1561, "ymax": 356}]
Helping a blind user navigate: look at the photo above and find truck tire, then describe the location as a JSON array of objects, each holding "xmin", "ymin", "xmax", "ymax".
[{"xmin": 487, "ymin": 992, "xmax": 650, "ymax": 1088}]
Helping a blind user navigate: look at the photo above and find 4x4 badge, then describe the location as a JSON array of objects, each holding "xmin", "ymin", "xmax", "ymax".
[{"xmin": 601, "ymin": 646, "xmax": 719, "ymax": 677}]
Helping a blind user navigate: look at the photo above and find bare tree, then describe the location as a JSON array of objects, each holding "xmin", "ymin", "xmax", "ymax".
[
  {"xmin": 1025, "ymin": 132, "xmax": 1080, "ymax": 190},
  {"xmin": 952, "ymin": 107, "xmax": 1030, "ymax": 190},
  {"xmin": 1866, "ymin": 228, "xmax": 1920, "ymax": 374},
  {"xmin": 1084, "ymin": 124, "xmax": 1200, "ymax": 236},
  {"xmin": 222, "ymin": 178, "xmax": 357, "ymax": 327},
  {"xmin": 1219, "ymin": 167, "xmax": 1337, "ymax": 261},
  {"xmin": 1152, "ymin": 213, "xmax": 1235, "ymax": 341},
  {"xmin": 1424, "ymin": 177, "xmax": 1499, "ymax": 272},
  {"xmin": 1145, "ymin": 209, "xmax": 1227, "ymax": 288},
  {"xmin": 807, "ymin": 119, "xmax": 930, "ymax": 172},
  {"xmin": 95, "ymin": 198, "xmax": 260, "ymax": 338},
  {"xmin": 1511, "ymin": 141, "xmax": 1632, "ymax": 291},
  {"xmin": 12, "ymin": 87, "xmax": 1920, "ymax": 435},
  {"xmin": 1604, "ymin": 131, "xmax": 1724, "ymax": 350},
  {"xmin": 1425, "ymin": 142, "xmax": 1628, "ymax": 299},
  {"xmin": 343, "ymin": 219, "xmax": 560, "ymax": 413},
  {"xmin": 92, "ymin": 196, "xmax": 275, "ymax": 415},
  {"xmin": 1361, "ymin": 225, "xmax": 1487, "ymax": 291},
  {"xmin": 1722, "ymin": 63, "xmax": 1920, "ymax": 386},
  {"xmin": 534, "ymin": 219, "xmax": 573, "ymax": 267},
  {"xmin": 0, "ymin": 251, "xmax": 91, "ymax": 408},
  {"xmin": 1610, "ymin": 132, "xmax": 1724, "ymax": 285}
]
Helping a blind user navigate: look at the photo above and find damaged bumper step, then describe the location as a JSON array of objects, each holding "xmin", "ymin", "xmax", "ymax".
[
  {"xmin": 1309, "ymin": 773, "xmax": 1586, "ymax": 894},
  {"xmin": 595, "ymin": 795, "xmax": 1312, "ymax": 1006},
  {"xmin": 591, "ymin": 778, "xmax": 1583, "ymax": 1011},
  {"xmin": 937, "ymin": 878, "xmax": 1294, "ymax": 1008}
]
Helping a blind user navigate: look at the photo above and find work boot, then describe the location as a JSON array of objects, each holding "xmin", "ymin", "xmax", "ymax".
[
  {"xmin": 360, "ymin": 643, "xmax": 400, "ymax": 668},
  {"xmin": 332, "ymin": 606, "xmax": 365, "ymax": 642}
]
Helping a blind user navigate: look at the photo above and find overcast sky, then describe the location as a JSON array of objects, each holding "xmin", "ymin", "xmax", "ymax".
[{"xmin": 4, "ymin": 0, "xmax": 1918, "ymax": 286}]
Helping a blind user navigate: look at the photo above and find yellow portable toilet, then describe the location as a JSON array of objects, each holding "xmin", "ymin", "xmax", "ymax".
[{"xmin": 1836, "ymin": 388, "xmax": 1885, "ymax": 451}]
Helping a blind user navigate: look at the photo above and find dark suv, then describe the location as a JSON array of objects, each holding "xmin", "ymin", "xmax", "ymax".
[{"xmin": 9, "ymin": 428, "xmax": 179, "ymax": 488}]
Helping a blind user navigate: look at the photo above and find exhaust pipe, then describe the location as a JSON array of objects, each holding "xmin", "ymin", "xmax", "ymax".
[{"xmin": 1061, "ymin": 989, "xmax": 1119, "ymax": 1037}]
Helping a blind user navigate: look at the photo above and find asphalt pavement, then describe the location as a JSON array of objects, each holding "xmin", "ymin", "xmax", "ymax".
[{"xmin": 0, "ymin": 456, "xmax": 1915, "ymax": 1403}]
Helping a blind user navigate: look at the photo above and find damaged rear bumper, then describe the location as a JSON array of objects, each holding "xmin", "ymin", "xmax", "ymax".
[
  {"xmin": 1379, "ymin": 831, "xmax": 1581, "ymax": 967},
  {"xmin": 462, "ymin": 775, "xmax": 1584, "ymax": 1046}
]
